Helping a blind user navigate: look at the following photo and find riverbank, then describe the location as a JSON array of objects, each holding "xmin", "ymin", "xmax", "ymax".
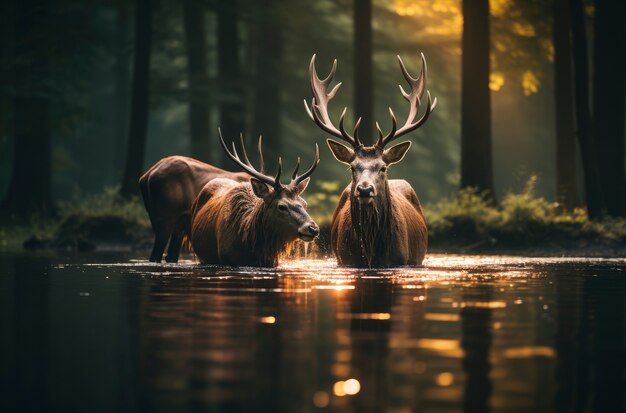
[{"xmin": 2, "ymin": 180, "xmax": 626, "ymax": 258}]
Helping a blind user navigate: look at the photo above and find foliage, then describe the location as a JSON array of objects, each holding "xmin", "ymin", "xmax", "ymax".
[
  {"xmin": 57, "ymin": 186, "xmax": 148, "ymax": 224},
  {"xmin": 0, "ymin": 186, "xmax": 150, "ymax": 252},
  {"xmin": 425, "ymin": 176, "xmax": 626, "ymax": 253},
  {"xmin": 305, "ymin": 180, "xmax": 342, "ymax": 224}
]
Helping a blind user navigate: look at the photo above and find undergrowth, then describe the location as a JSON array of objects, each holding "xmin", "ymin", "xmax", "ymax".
[
  {"xmin": 424, "ymin": 176, "xmax": 626, "ymax": 252},
  {"xmin": 2, "ymin": 177, "xmax": 626, "ymax": 254},
  {"xmin": 0, "ymin": 186, "xmax": 149, "ymax": 251}
]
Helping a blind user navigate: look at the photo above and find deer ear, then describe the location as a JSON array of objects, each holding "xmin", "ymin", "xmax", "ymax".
[
  {"xmin": 382, "ymin": 141, "xmax": 412, "ymax": 165},
  {"xmin": 250, "ymin": 178, "xmax": 272, "ymax": 199},
  {"xmin": 295, "ymin": 177, "xmax": 310, "ymax": 194},
  {"xmin": 327, "ymin": 139, "xmax": 355, "ymax": 165}
]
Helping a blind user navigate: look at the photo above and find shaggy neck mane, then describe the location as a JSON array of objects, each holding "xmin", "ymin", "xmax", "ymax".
[
  {"xmin": 228, "ymin": 186, "xmax": 295, "ymax": 267},
  {"xmin": 350, "ymin": 181, "xmax": 393, "ymax": 267}
]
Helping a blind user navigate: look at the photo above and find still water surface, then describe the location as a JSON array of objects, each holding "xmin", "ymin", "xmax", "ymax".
[{"xmin": 1, "ymin": 253, "xmax": 625, "ymax": 413}]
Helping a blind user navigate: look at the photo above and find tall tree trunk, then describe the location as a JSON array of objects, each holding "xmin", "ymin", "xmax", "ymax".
[
  {"xmin": 217, "ymin": 0, "xmax": 243, "ymax": 169},
  {"xmin": 3, "ymin": 0, "xmax": 52, "ymax": 216},
  {"xmin": 114, "ymin": 0, "xmax": 131, "ymax": 177},
  {"xmin": 252, "ymin": 0, "xmax": 283, "ymax": 163},
  {"xmin": 460, "ymin": 0, "xmax": 494, "ymax": 197},
  {"xmin": 120, "ymin": 0, "xmax": 153, "ymax": 198},
  {"xmin": 553, "ymin": 0, "xmax": 580, "ymax": 208},
  {"xmin": 354, "ymin": 0, "xmax": 373, "ymax": 141},
  {"xmin": 0, "ymin": 0, "xmax": 15, "ymax": 204},
  {"xmin": 593, "ymin": 0, "xmax": 626, "ymax": 216},
  {"xmin": 183, "ymin": 0, "xmax": 211, "ymax": 162},
  {"xmin": 569, "ymin": 0, "xmax": 604, "ymax": 217}
]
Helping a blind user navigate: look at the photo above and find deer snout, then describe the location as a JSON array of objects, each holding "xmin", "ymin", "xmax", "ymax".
[
  {"xmin": 355, "ymin": 183, "xmax": 375, "ymax": 197},
  {"xmin": 307, "ymin": 223, "xmax": 320, "ymax": 237},
  {"xmin": 298, "ymin": 222, "xmax": 319, "ymax": 241}
]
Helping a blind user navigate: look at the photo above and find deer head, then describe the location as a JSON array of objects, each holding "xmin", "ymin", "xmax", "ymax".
[
  {"xmin": 219, "ymin": 129, "xmax": 321, "ymax": 241},
  {"xmin": 305, "ymin": 53, "xmax": 437, "ymax": 205}
]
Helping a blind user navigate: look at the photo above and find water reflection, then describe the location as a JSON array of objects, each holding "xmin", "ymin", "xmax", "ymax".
[
  {"xmin": 1, "ymin": 254, "xmax": 626, "ymax": 412},
  {"xmin": 460, "ymin": 283, "xmax": 493, "ymax": 413}
]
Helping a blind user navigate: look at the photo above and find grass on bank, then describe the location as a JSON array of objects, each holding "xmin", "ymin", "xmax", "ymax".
[
  {"xmin": 0, "ymin": 187, "xmax": 150, "ymax": 252},
  {"xmin": 1, "ymin": 177, "xmax": 626, "ymax": 254},
  {"xmin": 424, "ymin": 176, "xmax": 626, "ymax": 253}
]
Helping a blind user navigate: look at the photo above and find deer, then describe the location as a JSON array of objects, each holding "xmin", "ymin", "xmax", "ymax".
[
  {"xmin": 305, "ymin": 53, "xmax": 437, "ymax": 268},
  {"xmin": 139, "ymin": 156, "xmax": 249, "ymax": 263},
  {"xmin": 190, "ymin": 129, "xmax": 321, "ymax": 267}
]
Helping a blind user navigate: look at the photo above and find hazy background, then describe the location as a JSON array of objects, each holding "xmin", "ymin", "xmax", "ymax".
[{"xmin": 0, "ymin": 0, "xmax": 596, "ymax": 208}]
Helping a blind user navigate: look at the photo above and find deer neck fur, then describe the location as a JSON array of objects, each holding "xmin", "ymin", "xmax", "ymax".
[
  {"xmin": 349, "ymin": 180, "xmax": 393, "ymax": 267},
  {"xmin": 227, "ymin": 185, "xmax": 295, "ymax": 267}
]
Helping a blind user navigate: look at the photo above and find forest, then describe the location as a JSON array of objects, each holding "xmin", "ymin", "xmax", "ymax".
[
  {"xmin": 3, "ymin": 2, "xmax": 626, "ymax": 412},
  {"xmin": 0, "ymin": 0, "xmax": 625, "ymax": 254}
]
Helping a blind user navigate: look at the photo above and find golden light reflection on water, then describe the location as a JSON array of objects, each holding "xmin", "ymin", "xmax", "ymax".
[
  {"xmin": 425, "ymin": 313, "xmax": 460, "ymax": 322},
  {"xmin": 333, "ymin": 379, "xmax": 361, "ymax": 397},
  {"xmin": 459, "ymin": 301, "xmax": 507, "ymax": 309},
  {"xmin": 503, "ymin": 346, "xmax": 555, "ymax": 358},
  {"xmin": 436, "ymin": 372, "xmax": 455, "ymax": 386},
  {"xmin": 312, "ymin": 391, "xmax": 329, "ymax": 408},
  {"xmin": 337, "ymin": 312, "xmax": 391, "ymax": 320},
  {"xmin": 80, "ymin": 254, "xmax": 626, "ymax": 411},
  {"xmin": 313, "ymin": 285, "xmax": 355, "ymax": 291}
]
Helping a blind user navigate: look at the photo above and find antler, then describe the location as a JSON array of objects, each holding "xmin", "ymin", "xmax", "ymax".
[
  {"xmin": 304, "ymin": 55, "xmax": 362, "ymax": 148},
  {"xmin": 290, "ymin": 144, "xmax": 320, "ymax": 186},
  {"xmin": 219, "ymin": 128, "xmax": 319, "ymax": 189},
  {"xmin": 376, "ymin": 53, "xmax": 437, "ymax": 148}
]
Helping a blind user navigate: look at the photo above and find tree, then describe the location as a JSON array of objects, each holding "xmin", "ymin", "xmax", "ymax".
[
  {"xmin": 460, "ymin": 0, "xmax": 494, "ymax": 197},
  {"xmin": 552, "ymin": 0, "xmax": 580, "ymax": 208},
  {"xmin": 569, "ymin": 0, "xmax": 604, "ymax": 217},
  {"xmin": 121, "ymin": 0, "xmax": 153, "ymax": 198},
  {"xmin": 354, "ymin": 0, "xmax": 373, "ymax": 141},
  {"xmin": 593, "ymin": 0, "xmax": 626, "ymax": 216},
  {"xmin": 251, "ymin": 0, "xmax": 284, "ymax": 162},
  {"xmin": 183, "ymin": 0, "xmax": 211, "ymax": 162},
  {"xmin": 114, "ymin": 0, "xmax": 131, "ymax": 176},
  {"xmin": 3, "ymin": 0, "xmax": 52, "ymax": 216},
  {"xmin": 217, "ymin": 0, "xmax": 244, "ymax": 168}
]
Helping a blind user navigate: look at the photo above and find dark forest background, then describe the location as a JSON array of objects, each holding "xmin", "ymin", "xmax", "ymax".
[{"xmin": 1, "ymin": 0, "xmax": 624, "ymax": 222}]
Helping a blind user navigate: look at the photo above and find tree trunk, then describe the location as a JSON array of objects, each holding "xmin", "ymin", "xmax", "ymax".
[
  {"xmin": 569, "ymin": 0, "xmax": 604, "ymax": 217},
  {"xmin": 217, "ymin": 0, "xmax": 243, "ymax": 169},
  {"xmin": 3, "ymin": 0, "xmax": 52, "ymax": 217},
  {"xmin": 553, "ymin": 0, "xmax": 580, "ymax": 208},
  {"xmin": 120, "ymin": 0, "xmax": 153, "ymax": 198},
  {"xmin": 183, "ymin": 0, "xmax": 211, "ymax": 162},
  {"xmin": 0, "ymin": 0, "xmax": 15, "ymax": 206},
  {"xmin": 593, "ymin": 0, "xmax": 626, "ymax": 216},
  {"xmin": 354, "ymin": 0, "xmax": 373, "ymax": 141},
  {"xmin": 460, "ymin": 0, "xmax": 494, "ymax": 197},
  {"xmin": 252, "ymin": 0, "xmax": 283, "ymax": 163},
  {"xmin": 114, "ymin": 0, "xmax": 131, "ymax": 177}
]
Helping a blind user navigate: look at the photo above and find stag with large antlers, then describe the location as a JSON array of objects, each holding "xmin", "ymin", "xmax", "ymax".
[
  {"xmin": 190, "ymin": 129, "xmax": 320, "ymax": 267},
  {"xmin": 305, "ymin": 53, "xmax": 437, "ymax": 267}
]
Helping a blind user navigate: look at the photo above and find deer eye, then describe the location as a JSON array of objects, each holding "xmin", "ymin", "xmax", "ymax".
[
  {"xmin": 278, "ymin": 204, "xmax": 288, "ymax": 213},
  {"xmin": 380, "ymin": 166, "xmax": 388, "ymax": 173}
]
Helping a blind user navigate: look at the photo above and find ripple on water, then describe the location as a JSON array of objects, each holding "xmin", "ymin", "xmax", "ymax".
[{"xmin": 27, "ymin": 252, "xmax": 626, "ymax": 412}]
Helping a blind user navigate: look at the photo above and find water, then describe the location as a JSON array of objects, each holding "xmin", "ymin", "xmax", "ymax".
[{"xmin": 1, "ymin": 252, "xmax": 625, "ymax": 413}]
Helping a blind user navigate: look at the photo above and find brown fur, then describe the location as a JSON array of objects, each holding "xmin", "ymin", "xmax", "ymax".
[
  {"xmin": 331, "ymin": 179, "xmax": 428, "ymax": 268},
  {"xmin": 139, "ymin": 155, "xmax": 249, "ymax": 263},
  {"xmin": 191, "ymin": 179, "xmax": 307, "ymax": 267},
  {"xmin": 306, "ymin": 53, "xmax": 436, "ymax": 268}
]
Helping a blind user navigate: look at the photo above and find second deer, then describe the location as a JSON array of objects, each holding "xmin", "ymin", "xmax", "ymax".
[
  {"xmin": 305, "ymin": 53, "xmax": 437, "ymax": 267},
  {"xmin": 190, "ymin": 130, "xmax": 320, "ymax": 267}
]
